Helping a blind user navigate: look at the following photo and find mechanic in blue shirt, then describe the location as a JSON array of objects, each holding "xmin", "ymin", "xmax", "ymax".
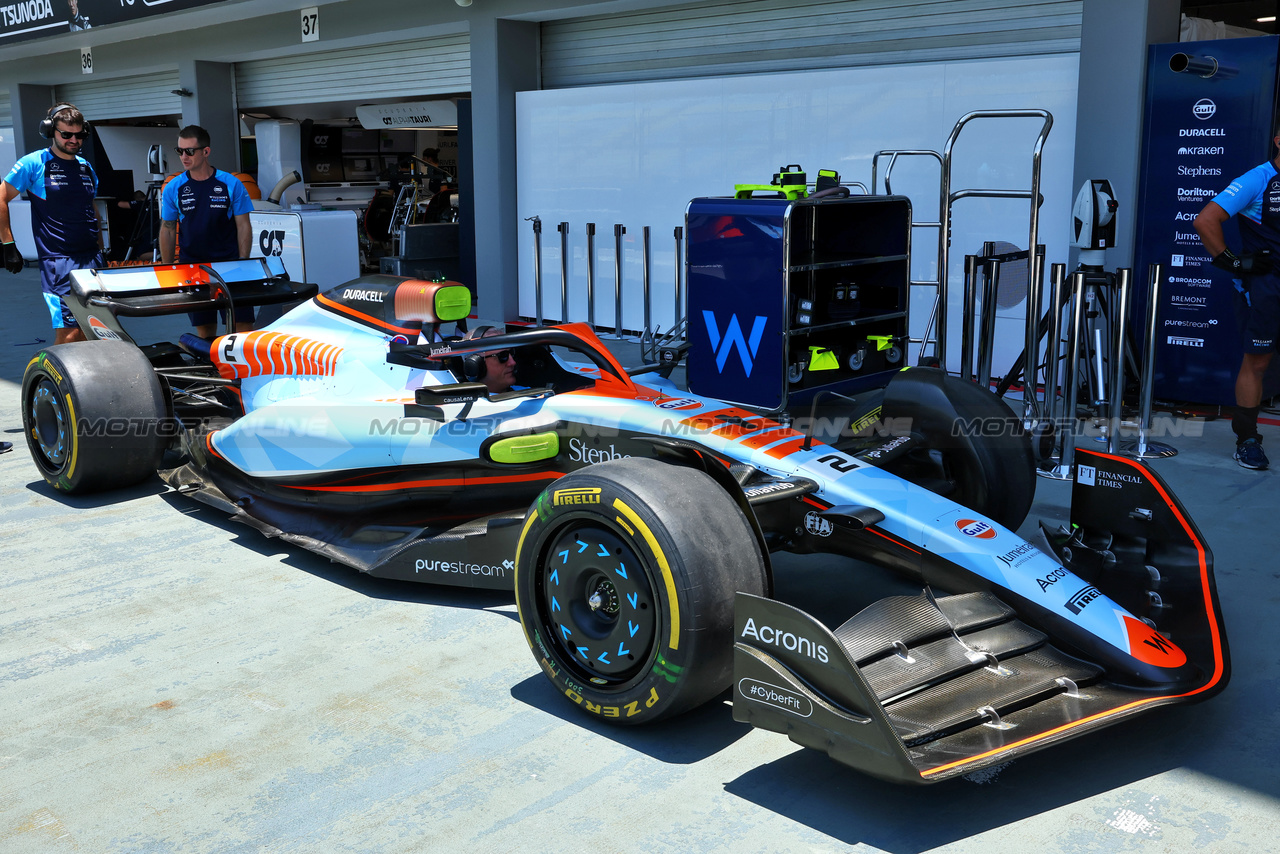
[
  {"xmin": 0, "ymin": 103, "xmax": 103, "ymax": 345},
  {"xmin": 159, "ymin": 125, "xmax": 254, "ymax": 340},
  {"xmin": 1195, "ymin": 125, "xmax": 1280, "ymax": 471}
]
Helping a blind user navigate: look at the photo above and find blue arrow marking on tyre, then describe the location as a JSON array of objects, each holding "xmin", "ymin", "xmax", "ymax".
[
  {"xmin": 629, "ymin": 621, "xmax": 639, "ymax": 637},
  {"xmin": 550, "ymin": 569, "xmax": 559, "ymax": 586},
  {"xmin": 597, "ymin": 544, "xmax": 610, "ymax": 557},
  {"xmin": 560, "ymin": 624, "xmax": 572, "ymax": 640},
  {"xmin": 617, "ymin": 642, "xmax": 630, "ymax": 657},
  {"xmin": 615, "ymin": 562, "xmax": 627, "ymax": 580},
  {"xmin": 597, "ymin": 652, "xmax": 611, "ymax": 664},
  {"xmin": 627, "ymin": 592, "xmax": 638, "ymax": 609},
  {"xmin": 559, "ymin": 549, "xmax": 569, "ymax": 564},
  {"xmin": 577, "ymin": 646, "xmax": 589, "ymax": 659},
  {"xmin": 551, "ymin": 596, "xmax": 560, "ymax": 613},
  {"xmin": 576, "ymin": 540, "xmax": 589, "ymax": 553}
]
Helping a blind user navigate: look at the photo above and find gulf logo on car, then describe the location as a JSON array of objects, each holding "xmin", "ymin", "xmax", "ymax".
[
  {"xmin": 87, "ymin": 316, "xmax": 122, "ymax": 341},
  {"xmin": 655, "ymin": 397, "xmax": 702, "ymax": 411},
  {"xmin": 956, "ymin": 519, "xmax": 996, "ymax": 539}
]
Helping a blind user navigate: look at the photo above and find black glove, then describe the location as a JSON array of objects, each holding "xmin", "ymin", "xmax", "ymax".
[
  {"xmin": 1212, "ymin": 248, "xmax": 1273, "ymax": 277},
  {"xmin": 3, "ymin": 241, "xmax": 22, "ymax": 274}
]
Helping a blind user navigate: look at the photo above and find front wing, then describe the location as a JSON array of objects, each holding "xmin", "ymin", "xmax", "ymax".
[{"xmin": 731, "ymin": 448, "xmax": 1228, "ymax": 783}]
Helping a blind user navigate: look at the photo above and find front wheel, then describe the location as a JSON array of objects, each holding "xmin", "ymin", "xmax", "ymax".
[
  {"xmin": 879, "ymin": 367, "xmax": 1036, "ymax": 531},
  {"xmin": 515, "ymin": 458, "xmax": 766, "ymax": 724}
]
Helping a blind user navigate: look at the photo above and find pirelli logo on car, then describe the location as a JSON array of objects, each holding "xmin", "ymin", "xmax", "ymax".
[{"xmin": 553, "ymin": 487, "xmax": 602, "ymax": 506}]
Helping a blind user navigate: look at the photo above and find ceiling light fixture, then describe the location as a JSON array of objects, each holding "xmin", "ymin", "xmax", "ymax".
[{"xmin": 1258, "ymin": 15, "xmax": 1277, "ymax": 22}]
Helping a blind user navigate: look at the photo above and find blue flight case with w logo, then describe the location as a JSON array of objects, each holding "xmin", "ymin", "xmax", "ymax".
[{"xmin": 685, "ymin": 193, "xmax": 912, "ymax": 411}]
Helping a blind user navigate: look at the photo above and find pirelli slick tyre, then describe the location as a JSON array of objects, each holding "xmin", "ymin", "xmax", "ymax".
[
  {"xmin": 515, "ymin": 458, "xmax": 767, "ymax": 725},
  {"xmin": 21, "ymin": 341, "xmax": 168, "ymax": 494}
]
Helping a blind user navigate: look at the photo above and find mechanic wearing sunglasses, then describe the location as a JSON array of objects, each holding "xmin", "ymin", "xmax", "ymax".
[
  {"xmin": 0, "ymin": 103, "xmax": 103, "ymax": 344},
  {"xmin": 159, "ymin": 125, "xmax": 254, "ymax": 339}
]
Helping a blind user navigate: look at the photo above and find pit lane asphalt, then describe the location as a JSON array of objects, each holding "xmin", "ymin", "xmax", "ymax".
[{"xmin": 1, "ymin": 264, "xmax": 1277, "ymax": 853}]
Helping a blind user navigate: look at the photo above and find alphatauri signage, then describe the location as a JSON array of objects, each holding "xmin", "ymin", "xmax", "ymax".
[{"xmin": 355, "ymin": 102, "xmax": 459, "ymax": 130}]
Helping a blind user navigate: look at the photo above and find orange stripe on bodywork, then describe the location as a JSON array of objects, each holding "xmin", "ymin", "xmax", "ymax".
[
  {"xmin": 153, "ymin": 265, "xmax": 209, "ymax": 288},
  {"xmin": 918, "ymin": 449, "xmax": 1224, "ymax": 779},
  {"xmin": 677, "ymin": 407, "xmax": 760, "ymax": 432},
  {"xmin": 210, "ymin": 331, "xmax": 342, "ymax": 379},
  {"xmin": 315, "ymin": 292, "xmax": 419, "ymax": 337},
  {"xmin": 865, "ymin": 526, "xmax": 921, "ymax": 555},
  {"xmin": 281, "ymin": 471, "xmax": 566, "ymax": 493},
  {"xmin": 244, "ymin": 332, "xmax": 265, "ymax": 376},
  {"xmin": 762, "ymin": 438, "xmax": 810, "ymax": 460},
  {"xmin": 556, "ymin": 323, "xmax": 638, "ymax": 393},
  {"xmin": 712, "ymin": 416, "xmax": 782, "ymax": 440},
  {"xmin": 739, "ymin": 426, "xmax": 803, "ymax": 450}
]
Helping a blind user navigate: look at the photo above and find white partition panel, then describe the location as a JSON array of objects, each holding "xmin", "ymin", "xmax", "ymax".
[{"xmin": 516, "ymin": 53, "xmax": 1079, "ymax": 373}]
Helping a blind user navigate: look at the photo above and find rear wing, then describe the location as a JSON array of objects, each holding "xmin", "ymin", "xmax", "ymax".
[{"xmin": 66, "ymin": 259, "xmax": 318, "ymax": 343}]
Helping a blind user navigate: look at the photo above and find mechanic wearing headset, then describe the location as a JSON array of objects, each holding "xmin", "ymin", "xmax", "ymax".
[
  {"xmin": 159, "ymin": 125, "xmax": 254, "ymax": 340},
  {"xmin": 0, "ymin": 103, "xmax": 104, "ymax": 346}
]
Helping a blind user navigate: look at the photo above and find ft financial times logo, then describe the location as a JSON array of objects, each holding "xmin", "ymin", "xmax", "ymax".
[{"xmin": 702, "ymin": 311, "xmax": 767, "ymax": 375}]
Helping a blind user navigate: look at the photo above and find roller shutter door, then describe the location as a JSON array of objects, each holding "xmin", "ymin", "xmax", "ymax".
[
  {"xmin": 235, "ymin": 33, "xmax": 470, "ymax": 109},
  {"xmin": 542, "ymin": 0, "xmax": 1082, "ymax": 88},
  {"xmin": 0, "ymin": 92, "xmax": 11, "ymax": 127},
  {"xmin": 55, "ymin": 71, "xmax": 182, "ymax": 119}
]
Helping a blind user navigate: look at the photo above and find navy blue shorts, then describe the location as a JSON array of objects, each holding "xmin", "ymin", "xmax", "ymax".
[
  {"xmin": 39, "ymin": 252, "xmax": 103, "ymax": 329},
  {"xmin": 1237, "ymin": 274, "xmax": 1280, "ymax": 354}
]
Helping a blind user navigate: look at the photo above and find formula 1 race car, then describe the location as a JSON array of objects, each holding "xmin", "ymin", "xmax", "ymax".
[{"xmin": 20, "ymin": 259, "xmax": 1229, "ymax": 784}]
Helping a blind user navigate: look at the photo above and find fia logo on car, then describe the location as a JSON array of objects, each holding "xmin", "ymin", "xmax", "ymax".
[
  {"xmin": 956, "ymin": 519, "xmax": 996, "ymax": 539},
  {"xmin": 803, "ymin": 511, "xmax": 832, "ymax": 537},
  {"xmin": 702, "ymin": 311, "xmax": 767, "ymax": 376}
]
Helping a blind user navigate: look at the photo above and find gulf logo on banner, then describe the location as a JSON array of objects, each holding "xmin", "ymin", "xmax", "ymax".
[
  {"xmin": 212, "ymin": 331, "xmax": 343, "ymax": 380},
  {"xmin": 956, "ymin": 519, "xmax": 997, "ymax": 539}
]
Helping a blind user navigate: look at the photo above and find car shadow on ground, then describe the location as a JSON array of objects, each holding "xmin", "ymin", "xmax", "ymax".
[
  {"xmin": 722, "ymin": 709, "xmax": 1197, "ymax": 852},
  {"xmin": 22, "ymin": 474, "xmax": 172, "ymax": 507},
  {"xmin": 151, "ymin": 489, "xmax": 522, "ymax": 618},
  {"xmin": 509, "ymin": 674, "xmax": 754, "ymax": 764}
]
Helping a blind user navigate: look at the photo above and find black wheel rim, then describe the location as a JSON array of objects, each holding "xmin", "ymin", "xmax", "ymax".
[
  {"xmin": 536, "ymin": 523, "xmax": 658, "ymax": 687},
  {"xmin": 28, "ymin": 377, "xmax": 69, "ymax": 474}
]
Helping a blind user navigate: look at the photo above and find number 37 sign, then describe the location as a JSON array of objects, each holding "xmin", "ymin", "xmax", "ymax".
[{"xmin": 301, "ymin": 7, "xmax": 318, "ymax": 42}]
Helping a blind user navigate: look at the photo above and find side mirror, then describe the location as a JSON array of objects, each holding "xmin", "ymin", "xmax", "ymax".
[{"xmin": 407, "ymin": 382, "xmax": 490, "ymax": 422}]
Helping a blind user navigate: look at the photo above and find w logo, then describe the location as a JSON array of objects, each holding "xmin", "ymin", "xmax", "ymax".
[{"xmin": 702, "ymin": 311, "xmax": 767, "ymax": 376}]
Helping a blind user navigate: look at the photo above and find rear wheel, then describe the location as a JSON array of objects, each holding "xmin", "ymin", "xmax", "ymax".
[
  {"xmin": 21, "ymin": 341, "xmax": 168, "ymax": 493},
  {"xmin": 515, "ymin": 458, "xmax": 766, "ymax": 724}
]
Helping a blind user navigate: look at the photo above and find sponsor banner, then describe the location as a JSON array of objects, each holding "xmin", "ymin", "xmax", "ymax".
[
  {"xmin": 2, "ymin": 0, "xmax": 229, "ymax": 45},
  {"xmin": 355, "ymin": 101, "xmax": 459, "ymax": 130},
  {"xmin": 1134, "ymin": 36, "xmax": 1280, "ymax": 405}
]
